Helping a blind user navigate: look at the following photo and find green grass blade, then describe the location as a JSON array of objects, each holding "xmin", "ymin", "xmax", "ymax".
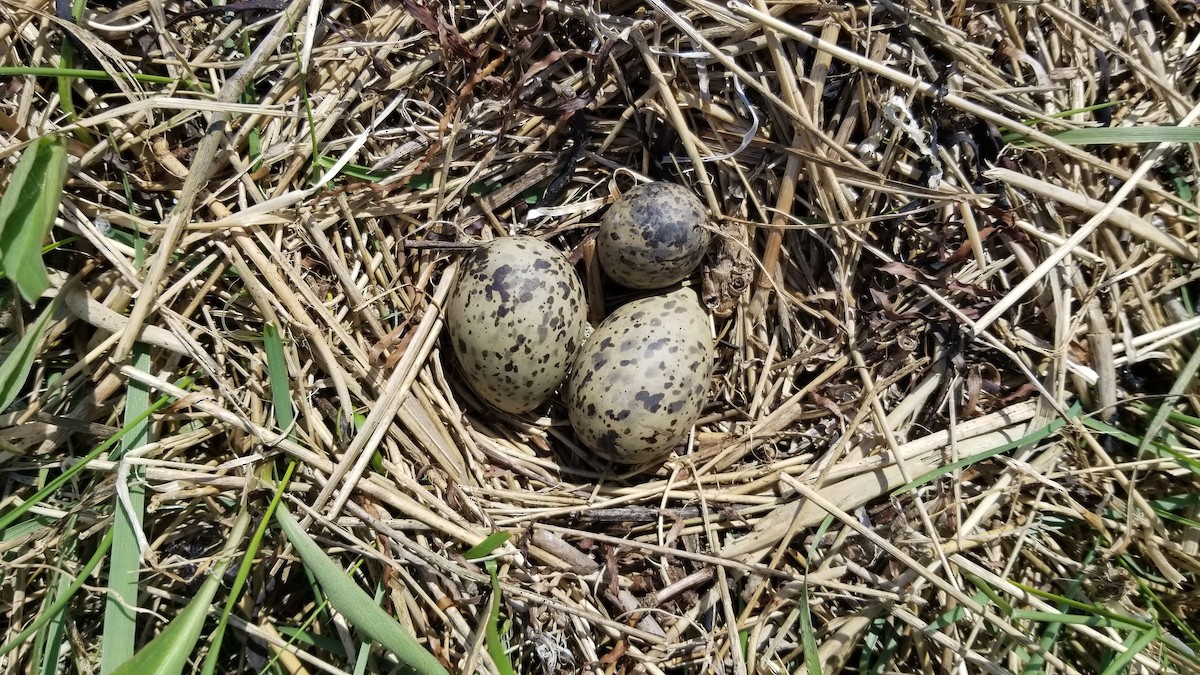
[
  {"xmin": 112, "ymin": 508, "xmax": 252, "ymax": 675},
  {"xmin": 311, "ymin": 154, "xmax": 433, "ymax": 186},
  {"xmin": 1011, "ymin": 610, "xmax": 1145, "ymax": 630},
  {"xmin": 260, "ymin": 582, "xmax": 342, "ymax": 674},
  {"xmin": 0, "ymin": 292, "xmax": 60, "ymax": 411},
  {"xmin": 274, "ymin": 626, "xmax": 344, "ymax": 655},
  {"xmin": 353, "ymin": 585, "xmax": 389, "ymax": 675},
  {"xmin": 200, "ymin": 324, "xmax": 296, "ymax": 675},
  {"xmin": 0, "ymin": 66, "xmax": 187, "ymax": 85},
  {"xmin": 0, "ymin": 528, "xmax": 114, "ymax": 658},
  {"xmin": 248, "ymin": 127, "xmax": 263, "ymax": 172},
  {"xmin": 262, "ymin": 324, "xmax": 293, "ymax": 428},
  {"xmin": 797, "ymin": 581, "xmax": 821, "ymax": 675},
  {"xmin": 198, "ymin": 461, "xmax": 296, "ymax": 675},
  {"xmin": 274, "ymin": 504, "xmax": 449, "ymax": 675},
  {"xmin": 0, "ymin": 380, "xmax": 189, "ymax": 534},
  {"xmin": 926, "ymin": 591, "xmax": 992, "ymax": 633},
  {"xmin": 56, "ymin": 5, "xmax": 95, "ymax": 147},
  {"xmin": 0, "ymin": 514, "xmax": 54, "ymax": 542},
  {"xmin": 483, "ymin": 560, "xmax": 516, "ymax": 675},
  {"xmin": 1136, "ymin": 404, "xmax": 1200, "ymax": 429},
  {"xmin": 963, "ymin": 573, "xmax": 1013, "ymax": 615},
  {"xmin": 1134, "ymin": 343, "xmax": 1200, "ymax": 470},
  {"xmin": 1123, "ymin": 560, "xmax": 1200, "ymax": 656},
  {"xmin": 261, "ymin": 595, "xmax": 340, "ymax": 672},
  {"xmin": 1100, "ymin": 627, "xmax": 1159, "ymax": 675},
  {"xmin": 464, "ymin": 532, "xmax": 510, "ymax": 561},
  {"xmin": 1083, "ymin": 416, "xmax": 1200, "ymax": 476},
  {"xmin": 0, "ymin": 238, "xmax": 77, "ymax": 283},
  {"xmin": 32, "ymin": 515, "xmax": 77, "ymax": 675},
  {"xmin": 1147, "ymin": 493, "xmax": 1200, "ymax": 512},
  {"xmin": 100, "ymin": 345, "xmax": 153, "ymax": 674},
  {"xmin": 1016, "ymin": 126, "xmax": 1200, "ymax": 147},
  {"xmin": 0, "ymin": 135, "xmax": 68, "ymax": 304},
  {"xmin": 805, "ymin": 515, "xmax": 834, "ymax": 561},
  {"xmin": 1007, "ymin": 580, "xmax": 1152, "ymax": 630},
  {"xmin": 859, "ymin": 618, "xmax": 901, "ymax": 673}
]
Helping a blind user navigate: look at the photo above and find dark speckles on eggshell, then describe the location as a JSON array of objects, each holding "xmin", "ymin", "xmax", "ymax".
[
  {"xmin": 635, "ymin": 390, "xmax": 665, "ymax": 413},
  {"xmin": 565, "ymin": 287, "xmax": 715, "ymax": 463},
  {"xmin": 445, "ymin": 236, "xmax": 587, "ymax": 415},
  {"xmin": 645, "ymin": 337, "xmax": 669, "ymax": 355},
  {"xmin": 597, "ymin": 182, "xmax": 710, "ymax": 290}
]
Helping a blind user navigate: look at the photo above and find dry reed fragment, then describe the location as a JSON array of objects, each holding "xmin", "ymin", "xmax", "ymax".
[{"xmin": 4, "ymin": 0, "xmax": 1198, "ymax": 671}]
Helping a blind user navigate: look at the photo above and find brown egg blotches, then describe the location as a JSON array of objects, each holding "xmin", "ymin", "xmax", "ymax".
[
  {"xmin": 565, "ymin": 287, "xmax": 714, "ymax": 463},
  {"xmin": 598, "ymin": 182, "xmax": 710, "ymax": 290},
  {"xmin": 445, "ymin": 236, "xmax": 588, "ymax": 414}
]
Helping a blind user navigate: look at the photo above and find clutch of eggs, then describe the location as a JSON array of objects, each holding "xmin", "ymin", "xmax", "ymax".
[{"xmin": 443, "ymin": 182, "xmax": 716, "ymax": 463}]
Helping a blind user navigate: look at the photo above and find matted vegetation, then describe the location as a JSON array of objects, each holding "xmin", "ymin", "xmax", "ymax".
[{"xmin": 2, "ymin": 0, "xmax": 1199, "ymax": 672}]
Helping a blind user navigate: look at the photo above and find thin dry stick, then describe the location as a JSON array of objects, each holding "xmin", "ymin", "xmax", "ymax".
[
  {"xmin": 746, "ymin": 0, "xmax": 809, "ymax": 316},
  {"xmin": 630, "ymin": 29, "xmax": 718, "ymax": 210},
  {"xmin": 971, "ymin": 98, "xmax": 1200, "ymax": 334},
  {"xmin": 113, "ymin": 0, "xmax": 310, "ymax": 361},
  {"xmin": 846, "ymin": 347, "xmax": 962, "ymax": 595},
  {"xmin": 698, "ymin": 355, "xmax": 848, "ymax": 473},
  {"xmin": 722, "ymin": 411, "xmax": 1038, "ymax": 560},
  {"xmin": 115, "ymin": 365, "xmax": 486, "ymax": 546},
  {"xmin": 691, "ymin": 463, "xmax": 748, "ymax": 675},
  {"xmin": 780, "ymin": 476, "xmax": 1081, "ymax": 674},
  {"xmin": 986, "ymin": 167, "xmax": 1197, "ymax": 262},
  {"xmin": 726, "ymin": 1, "xmax": 1195, "ymax": 210},
  {"xmin": 314, "ymin": 265, "xmax": 457, "ymax": 521},
  {"xmin": 532, "ymin": 523, "xmax": 903, "ymax": 601}
]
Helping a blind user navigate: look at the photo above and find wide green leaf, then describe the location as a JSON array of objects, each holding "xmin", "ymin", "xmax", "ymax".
[
  {"xmin": 111, "ymin": 507, "xmax": 249, "ymax": 675},
  {"xmin": 109, "ymin": 580, "xmax": 220, "ymax": 675},
  {"xmin": 101, "ymin": 346, "xmax": 153, "ymax": 675},
  {"xmin": 483, "ymin": 560, "xmax": 516, "ymax": 675},
  {"xmin": 0, "ymin": 292, "xmax": 59, "ymax": 412},
  {"xmin": 275, "ymin": 504, "xmax": 449, "ymax": 675},
  {"xmin": 0, "ymin": 135, "xmax": 68, "ymax": 304}
]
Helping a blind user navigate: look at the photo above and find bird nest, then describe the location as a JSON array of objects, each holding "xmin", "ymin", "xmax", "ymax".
[{"xmin": 1, "ymin": 0, "xmax": 1199, "ymax": 673}]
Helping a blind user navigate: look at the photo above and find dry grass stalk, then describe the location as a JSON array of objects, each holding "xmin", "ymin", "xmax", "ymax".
[{"xmin": 2, "ymin": 0, "xmax": 1198, "ymax": 672}]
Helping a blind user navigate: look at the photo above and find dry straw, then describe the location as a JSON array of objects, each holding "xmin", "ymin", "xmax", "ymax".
[{"xmin": 1, "ymin": 0, "xmax": 1198, "ymax": 672}]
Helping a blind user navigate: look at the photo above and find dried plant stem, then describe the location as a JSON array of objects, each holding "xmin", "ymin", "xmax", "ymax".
[{"xmin": 113, "ymin": 0, "xmax": 310, "ymax": 361}]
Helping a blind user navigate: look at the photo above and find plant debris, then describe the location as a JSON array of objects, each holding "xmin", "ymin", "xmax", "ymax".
[{"xmin": 1, "ymin": 0, "xmax": 1199, "ymax": 672}]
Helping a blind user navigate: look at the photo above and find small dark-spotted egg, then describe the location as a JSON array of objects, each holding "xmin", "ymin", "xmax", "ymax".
[
  {"xmin": 445, "ymin": 236, "xmax": 587, "ymax": 414},
  {"xmin": 598, "ymin": 182, "xmax": 710, "ymax": 290},
  {"xmin": 565, "ymin": 287, "xmax": 714, "ymax": 463}
]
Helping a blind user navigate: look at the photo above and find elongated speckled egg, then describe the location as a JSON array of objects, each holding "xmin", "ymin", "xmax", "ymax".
[
  {"xmin": 598, "ymin": 182, "xmax": 710, "ymax": 290},
  {"xmin": 446, "ymin": 236, "xmax": 587, "ymax": 414},
  {"xmin": 565, "ymin": 287, "xmax": 714, "ymax": 463}
]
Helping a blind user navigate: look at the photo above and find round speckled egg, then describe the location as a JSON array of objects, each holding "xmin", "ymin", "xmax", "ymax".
[
  {"xmin": 445, "ymin": 236, "xmax": 587, "ymax": 415},
  {"xmin": 565, "ymin": 287, "xmax": 714, "ymax": 463},
  {"xmin": 598, "ymin": 182, "xmax": 710, "ymax": 290}
]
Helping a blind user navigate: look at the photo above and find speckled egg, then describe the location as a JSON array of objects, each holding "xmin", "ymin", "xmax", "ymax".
[
  {"xmin": 598, "ymin": 182, "xmax": 710, "ymax": 290},
  {"xmin": 565, "ymin": 287, "xmax": 714, "ymax": 463},
  {"xmin": 445, "ymin": 236, "xmax": 587, "ymax": 415}
]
